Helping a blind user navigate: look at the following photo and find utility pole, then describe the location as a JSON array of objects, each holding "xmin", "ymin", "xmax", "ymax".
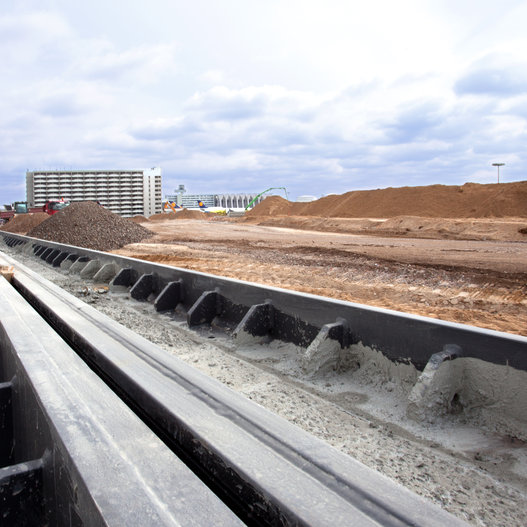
[{"xmin": 492, "ymin": 163, "xmax": 505, "ymax": 184}]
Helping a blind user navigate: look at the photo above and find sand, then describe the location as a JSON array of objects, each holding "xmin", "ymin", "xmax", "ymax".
[{"xmin": 247, "ymin": 181, "xmax": 527, "ymax": 219}]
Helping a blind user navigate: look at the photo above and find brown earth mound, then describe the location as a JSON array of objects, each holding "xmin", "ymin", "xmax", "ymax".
[
  {"xmin": 27, "ymin": 202, "xmax": 153, "ymax": 251},
  {"xmin": 175, "ymin": 209, "xmax": 207, "ymax": 220},
  {"xmin": 247, "ymin": 181, "xmax": 527, "ymax": 219},
  {"xmin": 0, "ymin": 212, "xmax": 49, "ymax": 233},
  {"xmin": 149, "ymin": 209, "xmax": 207, "ymax": 221},
  {"xmin": 129, "ymin": 215, "xmax": 149, "ymax": 223}
]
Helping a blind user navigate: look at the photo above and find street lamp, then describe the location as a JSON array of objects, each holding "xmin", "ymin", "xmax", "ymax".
[{"xmin": 492, "ymin": 163, "xmax": 505, "ymax": 184}]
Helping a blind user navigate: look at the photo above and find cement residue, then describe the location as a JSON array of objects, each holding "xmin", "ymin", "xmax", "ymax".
[
  {"xmin": 339, "ymin": 342, "xmax": 419, "ymax": 392},
  {"xmin": 3, "ymin": 242, "xmax": 527, "ymax": 527},
  {"xmin": 408, "ymin": 354, "xmax": 527, "ymax": 441},
  {"xmin": 456, "ymin": 358, "xmax": 527, "ymax": 441}
]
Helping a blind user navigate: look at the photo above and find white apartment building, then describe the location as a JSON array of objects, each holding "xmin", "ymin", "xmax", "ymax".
[{"xmin": 26, "ymin": 168, "xmax": 162, "ymax": 217}]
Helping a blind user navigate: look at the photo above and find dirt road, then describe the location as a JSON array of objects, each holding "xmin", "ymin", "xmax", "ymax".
[{"xmin": 115, "ymin": 218, "xmax": 527, "ymax": 336}]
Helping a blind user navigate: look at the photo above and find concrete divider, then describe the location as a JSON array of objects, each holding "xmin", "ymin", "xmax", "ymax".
[
  {"xmin": 1, "ymin": 251, "xmax": 470, "ymax": 527},
  {"xmin": 0, "ymin": 259, "xmax": 243, "ymax": 526},
  {"xmin": 1, "ymin": 234, "xmax": 526, "ymax": 372}
]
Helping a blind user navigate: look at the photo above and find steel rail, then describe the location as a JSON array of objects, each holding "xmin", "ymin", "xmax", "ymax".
[{"xmin": 0, "ymin": 249, "xmax": 469, "ymax": 526}]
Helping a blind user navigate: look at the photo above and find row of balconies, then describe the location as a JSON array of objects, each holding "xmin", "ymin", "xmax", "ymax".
[
  {"xmin": 33, "ymin": 191, "xmax": 144, "ymax": 197},
  {"xmin": 33, "ymin": 179, "xmax": 145, "ymax": 184},
  {"xmin": 33, "ymin": 198, "xmax": 146, "ymax": 205},
  {"xmin": 32, "ymin": 182, "xmax": 145, "ymax": 189},
  {"xmin": 33, "ymin": 173, "xmax": 143, "ymax": 180},
  {"xmin": 33, "ymin": 175, "xmax": 145, "ymax": 179},
  {"xmin": 32, "ymin": 202, "xmax": 149, "ymax": 217},
  {"xmin": 33, "ymin": 199, "xmax": 150, "ymax": 209},
  {"xmin": 33, "ymin": 184, "xmax": 144, "ymax": 190}
]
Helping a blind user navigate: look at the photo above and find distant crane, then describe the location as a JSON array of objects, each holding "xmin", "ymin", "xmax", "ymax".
[{"xmin": 245, "ymin": 187, "xmax": 289, "ymax": 210}]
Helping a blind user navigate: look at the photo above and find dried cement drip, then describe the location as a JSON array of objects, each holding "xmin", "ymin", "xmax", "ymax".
[{"xmin": 455, "ymin": 358, "xmax": 527, "ymax": 441}]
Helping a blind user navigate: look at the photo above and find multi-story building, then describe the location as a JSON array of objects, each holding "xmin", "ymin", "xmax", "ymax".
[
  {"xmin": 26, "ymin": 168, "xmax": 162, "ymax": 217},
  {"xmin": 164, "ymin": 192, "xmax": 264, "ymax": 210}
]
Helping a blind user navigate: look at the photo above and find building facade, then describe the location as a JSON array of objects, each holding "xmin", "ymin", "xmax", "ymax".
[
  {"xmin": 164, "ymin": 192, "xmax": 264, "ymax": 209},
  {"xmin": 26, "ymin": 168, "xmax": 162, "ymax": 217}
]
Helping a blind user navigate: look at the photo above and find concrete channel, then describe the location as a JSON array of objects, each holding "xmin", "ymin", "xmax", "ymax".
[{"xmin": 1, "ymin": 232, "xmax": 526, "ymax": 525}]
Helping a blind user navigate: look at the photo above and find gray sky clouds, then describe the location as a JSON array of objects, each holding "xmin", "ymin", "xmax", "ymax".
[{"xmin": 1, "ymin": 0, "xmax": 526, "ymax": 203}]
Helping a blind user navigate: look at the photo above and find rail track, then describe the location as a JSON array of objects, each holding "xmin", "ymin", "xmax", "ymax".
[{"xmin": 1, "ymin": 232, "xmax": 526, "ymax": 525}]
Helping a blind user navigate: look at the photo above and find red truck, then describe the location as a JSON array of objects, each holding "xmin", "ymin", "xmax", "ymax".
[
  {"xmin": 42, "ymin": 198, "xmax": 70, "ymax": 215},
  {"xmin": 0, "ymin": 199, "xmax": 70, "ymax": 224}
]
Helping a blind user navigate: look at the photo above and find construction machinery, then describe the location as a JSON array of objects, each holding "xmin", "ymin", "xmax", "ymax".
[
  {"xmin": 0, "ymin": 199, "xmax": 70, "ymax": 224},
  {"xmin": 42, "ymin": 198, "xmax": 70, "ymax": 215},
  {"xmin": 245, "ymin": 187, "xmax": 288, "ymax": 210},
  {"xmin": 163, "ymin": 201, "xmax": 182, "ymax": 213}
]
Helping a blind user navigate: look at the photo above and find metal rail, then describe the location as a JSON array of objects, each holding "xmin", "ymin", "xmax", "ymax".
[
  {"xmin": 0, "ymin": 248, "xmax": 470, "ymax": 525},
  {"xmin": 1, "ymin": 231, "xmax": 526, "ymax": 374}
]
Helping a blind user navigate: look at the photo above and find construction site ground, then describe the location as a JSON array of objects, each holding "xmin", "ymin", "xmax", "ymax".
[
  {"xmin": 4, "ymin": 211, "xmax": 527, "ymax": 527},
  {"xmin": 115, "ymin": 216, "xmax": 527, "ymax": 337}
]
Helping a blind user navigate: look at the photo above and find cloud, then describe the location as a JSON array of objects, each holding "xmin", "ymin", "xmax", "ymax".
[
  {"xmin": 454, "ymin": 52, "xmax": 527, "ymax": 96},
  {"xmin": 75, "ymin": 41, "xmax": 179, "ymax": 84},
  {"xmin": 455, "ymin": 67, "xmax": 527, "ymax": 97},
  {"xmin": 37, "ymin": 92, "xmax": 87, "ymax": 118},
  {"xmin": 383, "ymin": 102, "xmax": 444, "ymax": 144},
  {"xmin": 1, "ymin": 3, "xmax": 527, "ymax": 205},
  {"xmin": 122, "ymin": 77, "xmax": 527, "ymax": 198}
]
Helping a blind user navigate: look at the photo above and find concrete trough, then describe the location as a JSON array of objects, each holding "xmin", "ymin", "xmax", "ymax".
[
  {"xmin": 1, "ymin": 251, "xmax": 469, "ymax": 527},
  {"xmin": 1, "ymin": 232, "xmax": 525, "ymax": 375},
  {"xmin": 0, "ymin": 265, "xmax": 243, "ymax": 526}
]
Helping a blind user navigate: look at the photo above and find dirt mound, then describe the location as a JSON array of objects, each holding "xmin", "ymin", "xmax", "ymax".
[
  {"xmin": 246, "ymin": 196, "xmax": 296, "ymax": 217},
  {"xmin": 0, "ymin": 212, "xmax": 49, "ymax": 234},
  {"xmin": 27, "ymin": 202, "xmax": 153, "ymax": 251},
  {"xmin": 149, "ymin": 209, "xmax": 207, "ymax": 221},
  {"xmin": 247, "ymin": 181, "xmax": 527, "ymax": 219},
  {"xmin": 175, "ymin": 209, "xmax": 207, "ymax": 220},
  {"xmin": 129, "ymin": 215, "xmax": 149, "ymax": 223}
]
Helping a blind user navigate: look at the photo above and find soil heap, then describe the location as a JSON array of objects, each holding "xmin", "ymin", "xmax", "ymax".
[
  {"xmin": 247, "ymin": 181, "xmax": 527, "ymax": 219},
  {"xmin": 0, "ymin": 212, "xmax": 49, "ymax": 234},
  {"xmin": 27, "ymin": 202, "xmax": 153, "ymax": 251},
  {"xmin": 149, "ymin": 209, "xmax": 207, "ymax": 221},
  {"xmin": 129, "ymin": 215, "xmax": 149, "ymax": 223}
]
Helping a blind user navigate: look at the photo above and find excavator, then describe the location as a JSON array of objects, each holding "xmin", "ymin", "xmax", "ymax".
[
  {"xmin": 163, "ymin": 201, "xmax": 182, "ymax": 213},
  {"xmin": 244, "ymin": 187, "xmax": 288, "ymax": 210}
]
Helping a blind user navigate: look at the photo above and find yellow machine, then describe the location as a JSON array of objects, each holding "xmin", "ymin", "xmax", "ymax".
[{"xmin": 163, "ymin": 201, "xmax": 181, "ymax": 213}]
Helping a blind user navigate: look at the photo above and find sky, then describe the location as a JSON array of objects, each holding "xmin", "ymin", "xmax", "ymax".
[{"xmin": 1, "ymin": 0, "xmax": 526, "ymax": 204}]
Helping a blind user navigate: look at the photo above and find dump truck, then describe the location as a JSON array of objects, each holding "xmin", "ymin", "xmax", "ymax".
[
  {"xmin": 0, "ymin": 199, "xmax": 70, "ymax": 224},
  {"xmin": 42, "ymin": 198, "xmax": 70, "ymax": 215}
]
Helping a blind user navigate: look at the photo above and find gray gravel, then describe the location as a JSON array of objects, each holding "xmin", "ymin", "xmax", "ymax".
[{"xmin": 27, "ymin": 201, "xmax": 153, "ymax": 251}]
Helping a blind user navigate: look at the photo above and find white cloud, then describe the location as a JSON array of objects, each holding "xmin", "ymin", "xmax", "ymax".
[{"xmin": 0, "ymin": 1, "xmax": 526, "ymax": 204}]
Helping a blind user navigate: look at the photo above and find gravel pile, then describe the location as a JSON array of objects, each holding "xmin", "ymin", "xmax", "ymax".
[
  {"xmin": 27, "ymin": 201, "xmax": 154, "ymax": 251},
  {"xmin": 0, "ymin": 212, "xmax": 49, "ymax": 234}
]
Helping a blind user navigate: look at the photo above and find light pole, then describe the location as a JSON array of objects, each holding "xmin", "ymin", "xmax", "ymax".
[{"xmin": 492, "ymin": 163, "xmax": 504, "ymax": 184}]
